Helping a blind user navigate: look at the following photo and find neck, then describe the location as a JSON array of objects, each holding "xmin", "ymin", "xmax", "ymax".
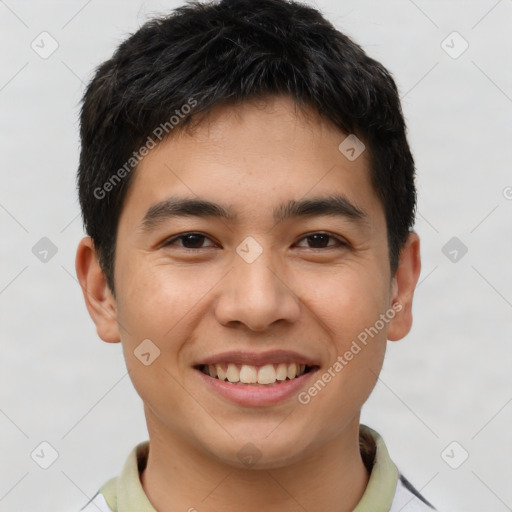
[{"xmin": 140, "ymin": 411, "xmax": 370, "ymax": 512}]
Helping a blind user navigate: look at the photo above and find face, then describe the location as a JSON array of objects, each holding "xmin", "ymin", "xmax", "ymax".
[{"xmin": 78, "ymin": 95, "xmax": 419, "ymax": 469}]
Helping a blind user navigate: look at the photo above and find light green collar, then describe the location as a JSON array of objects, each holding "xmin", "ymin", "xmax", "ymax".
[
  {"xmin": 100, "ymin": 442, "xmax": 156, "ymax": 512},
  {"xmin": 354, "ymin": 425, "xmax": 399, "ymax": 512},
  {"xmin": 100, "ymin": 424, "xmax": 398, "ymax": 512}
]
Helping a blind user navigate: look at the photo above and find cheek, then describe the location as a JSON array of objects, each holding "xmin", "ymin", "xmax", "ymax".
[
  {"xmin": 300, "ymin": 264, "xmax": 390, "ymax": 401},
  {"xmin": 112, "ymin": 262, "xmax": 203, "ymax": 421},
  {"xmin": 296, "ymin": 290, "xmax": 388, "ymax": 445},
  {"xmin": 114, "ymin": 259, "xmax": 223, "ymax": 378},
  {"xmin": 115, "ymin": 258, "xmax": 199, "ymax": 339},
  {"xmin": 303, "ymin": 264, "xmax": 391, "ymax": 343}
]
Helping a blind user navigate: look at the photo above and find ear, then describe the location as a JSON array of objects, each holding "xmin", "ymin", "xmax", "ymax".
[
  {"xmin": 75, "ymin": 236, "xmax": 120, "ymax": 343},
  {"xmin": 387, "ymin": 231, "xmax": 421, "ymax": 342}
]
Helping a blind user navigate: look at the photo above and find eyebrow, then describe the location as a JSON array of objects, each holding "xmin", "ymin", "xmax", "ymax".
[{"xmin": 138, "ymin": 194, "xmax": 369, "ymax": 232}]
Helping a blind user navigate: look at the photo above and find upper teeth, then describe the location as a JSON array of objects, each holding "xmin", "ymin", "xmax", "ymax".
[{"xmin": 204, "ymin": 363, "xmax": 307, "ymax": 385}]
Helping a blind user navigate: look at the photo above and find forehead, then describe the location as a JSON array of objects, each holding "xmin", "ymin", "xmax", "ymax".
[{"xmin": 119, "ymin": 95, "xmax": 384, "ymax": 230}]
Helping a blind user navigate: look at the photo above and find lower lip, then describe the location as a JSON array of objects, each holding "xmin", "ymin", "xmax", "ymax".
[{"xmin": 195, "ymin": 368, "xmax": 318, "ymax": 406}]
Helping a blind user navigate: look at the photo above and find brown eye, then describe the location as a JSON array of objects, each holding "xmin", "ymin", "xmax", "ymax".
[
  {"xmin": 164, "ymin": 232, "xmax": 215, "ymax": 250},
  {"xmin": 179, "ymin": 234, "xmax": 207, "ymax": 248},
  {"xmin": 296, "ymin": 232, "xmax": 347, "ymax": 249}
]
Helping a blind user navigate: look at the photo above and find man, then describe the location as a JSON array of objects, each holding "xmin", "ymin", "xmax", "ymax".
[{"xmin": 74, "ymin": 0, "xmax": 431, "ymax": 510}]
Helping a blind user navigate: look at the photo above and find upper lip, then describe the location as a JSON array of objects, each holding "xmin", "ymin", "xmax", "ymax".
[{"xmin": 194, "ymin": 349, "xmax": 320, "ymax": 367}]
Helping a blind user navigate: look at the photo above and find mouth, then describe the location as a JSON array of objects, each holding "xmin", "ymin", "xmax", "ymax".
[
  {"xmin": 193, "ymin": 350, "xmax": 321, "ymax": 406},
  {"xmin": 195, "ymin": 362, "xmax": 317, "ymax": 386}
]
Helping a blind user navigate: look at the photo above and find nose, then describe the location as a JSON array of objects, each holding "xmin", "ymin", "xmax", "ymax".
[{"xmin": 214, "ymin": 249, "xmax": 301, "ymax": 332}]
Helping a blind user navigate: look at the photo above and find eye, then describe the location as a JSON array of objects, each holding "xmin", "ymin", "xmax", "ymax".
[
  {"xmin": 295, "ymin": 232, "xmax": 348, "ymax": 249},
  {"xmin": 163, "ymin": 232, "xmax": 216, "ymax": 250},
  {"xmin": 162, "ymin": 231, "xmax": 348, "ymax": 251}
]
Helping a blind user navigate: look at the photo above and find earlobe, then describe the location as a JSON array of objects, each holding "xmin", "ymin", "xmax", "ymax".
[
  {"xmin": 387, "ymin": 232, "xmax": 421, "ymax": 342},
  {"xmin": 75, "ymin": 236, "xmax": 121, "ymax": 343}
]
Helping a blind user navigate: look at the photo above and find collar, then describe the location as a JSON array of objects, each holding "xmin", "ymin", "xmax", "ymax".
[{"xmin": 100, "ymin": 424, "xmax": 398, "ymax": 512}]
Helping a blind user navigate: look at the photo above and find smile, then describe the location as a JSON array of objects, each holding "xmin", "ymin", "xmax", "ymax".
[
  {"xmin": 198, "ymin": 363, "xmax": 313, "ymax": 385},
  {"xmin": 194, "ymin": 350, "xmax": 320, "ymax": 406}
]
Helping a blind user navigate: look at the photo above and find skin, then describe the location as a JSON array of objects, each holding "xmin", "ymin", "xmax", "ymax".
[{"xmin": 76, "ymin": 94, "xmax": 421, "ymax": 512}]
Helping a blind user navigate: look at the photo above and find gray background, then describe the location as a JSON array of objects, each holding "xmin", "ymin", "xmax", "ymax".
[{"xmin": 1, "ymin": 1, "xmax": 511, "ymax": 511}]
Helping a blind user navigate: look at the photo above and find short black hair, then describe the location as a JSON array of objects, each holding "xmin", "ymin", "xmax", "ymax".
[{"xmin": 77, "ymin": 0, "xmax": 416, "ymax": 295}]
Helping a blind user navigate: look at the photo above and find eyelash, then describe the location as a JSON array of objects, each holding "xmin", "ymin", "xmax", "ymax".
[{"xmin": 162, "ymin": 232, "xmax": 348, "ymax": 251}]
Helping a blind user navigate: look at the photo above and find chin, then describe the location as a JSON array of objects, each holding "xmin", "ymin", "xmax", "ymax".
[{"xmin": 203, "ymin": 429, "xmax": 315, "ymax": 470}]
